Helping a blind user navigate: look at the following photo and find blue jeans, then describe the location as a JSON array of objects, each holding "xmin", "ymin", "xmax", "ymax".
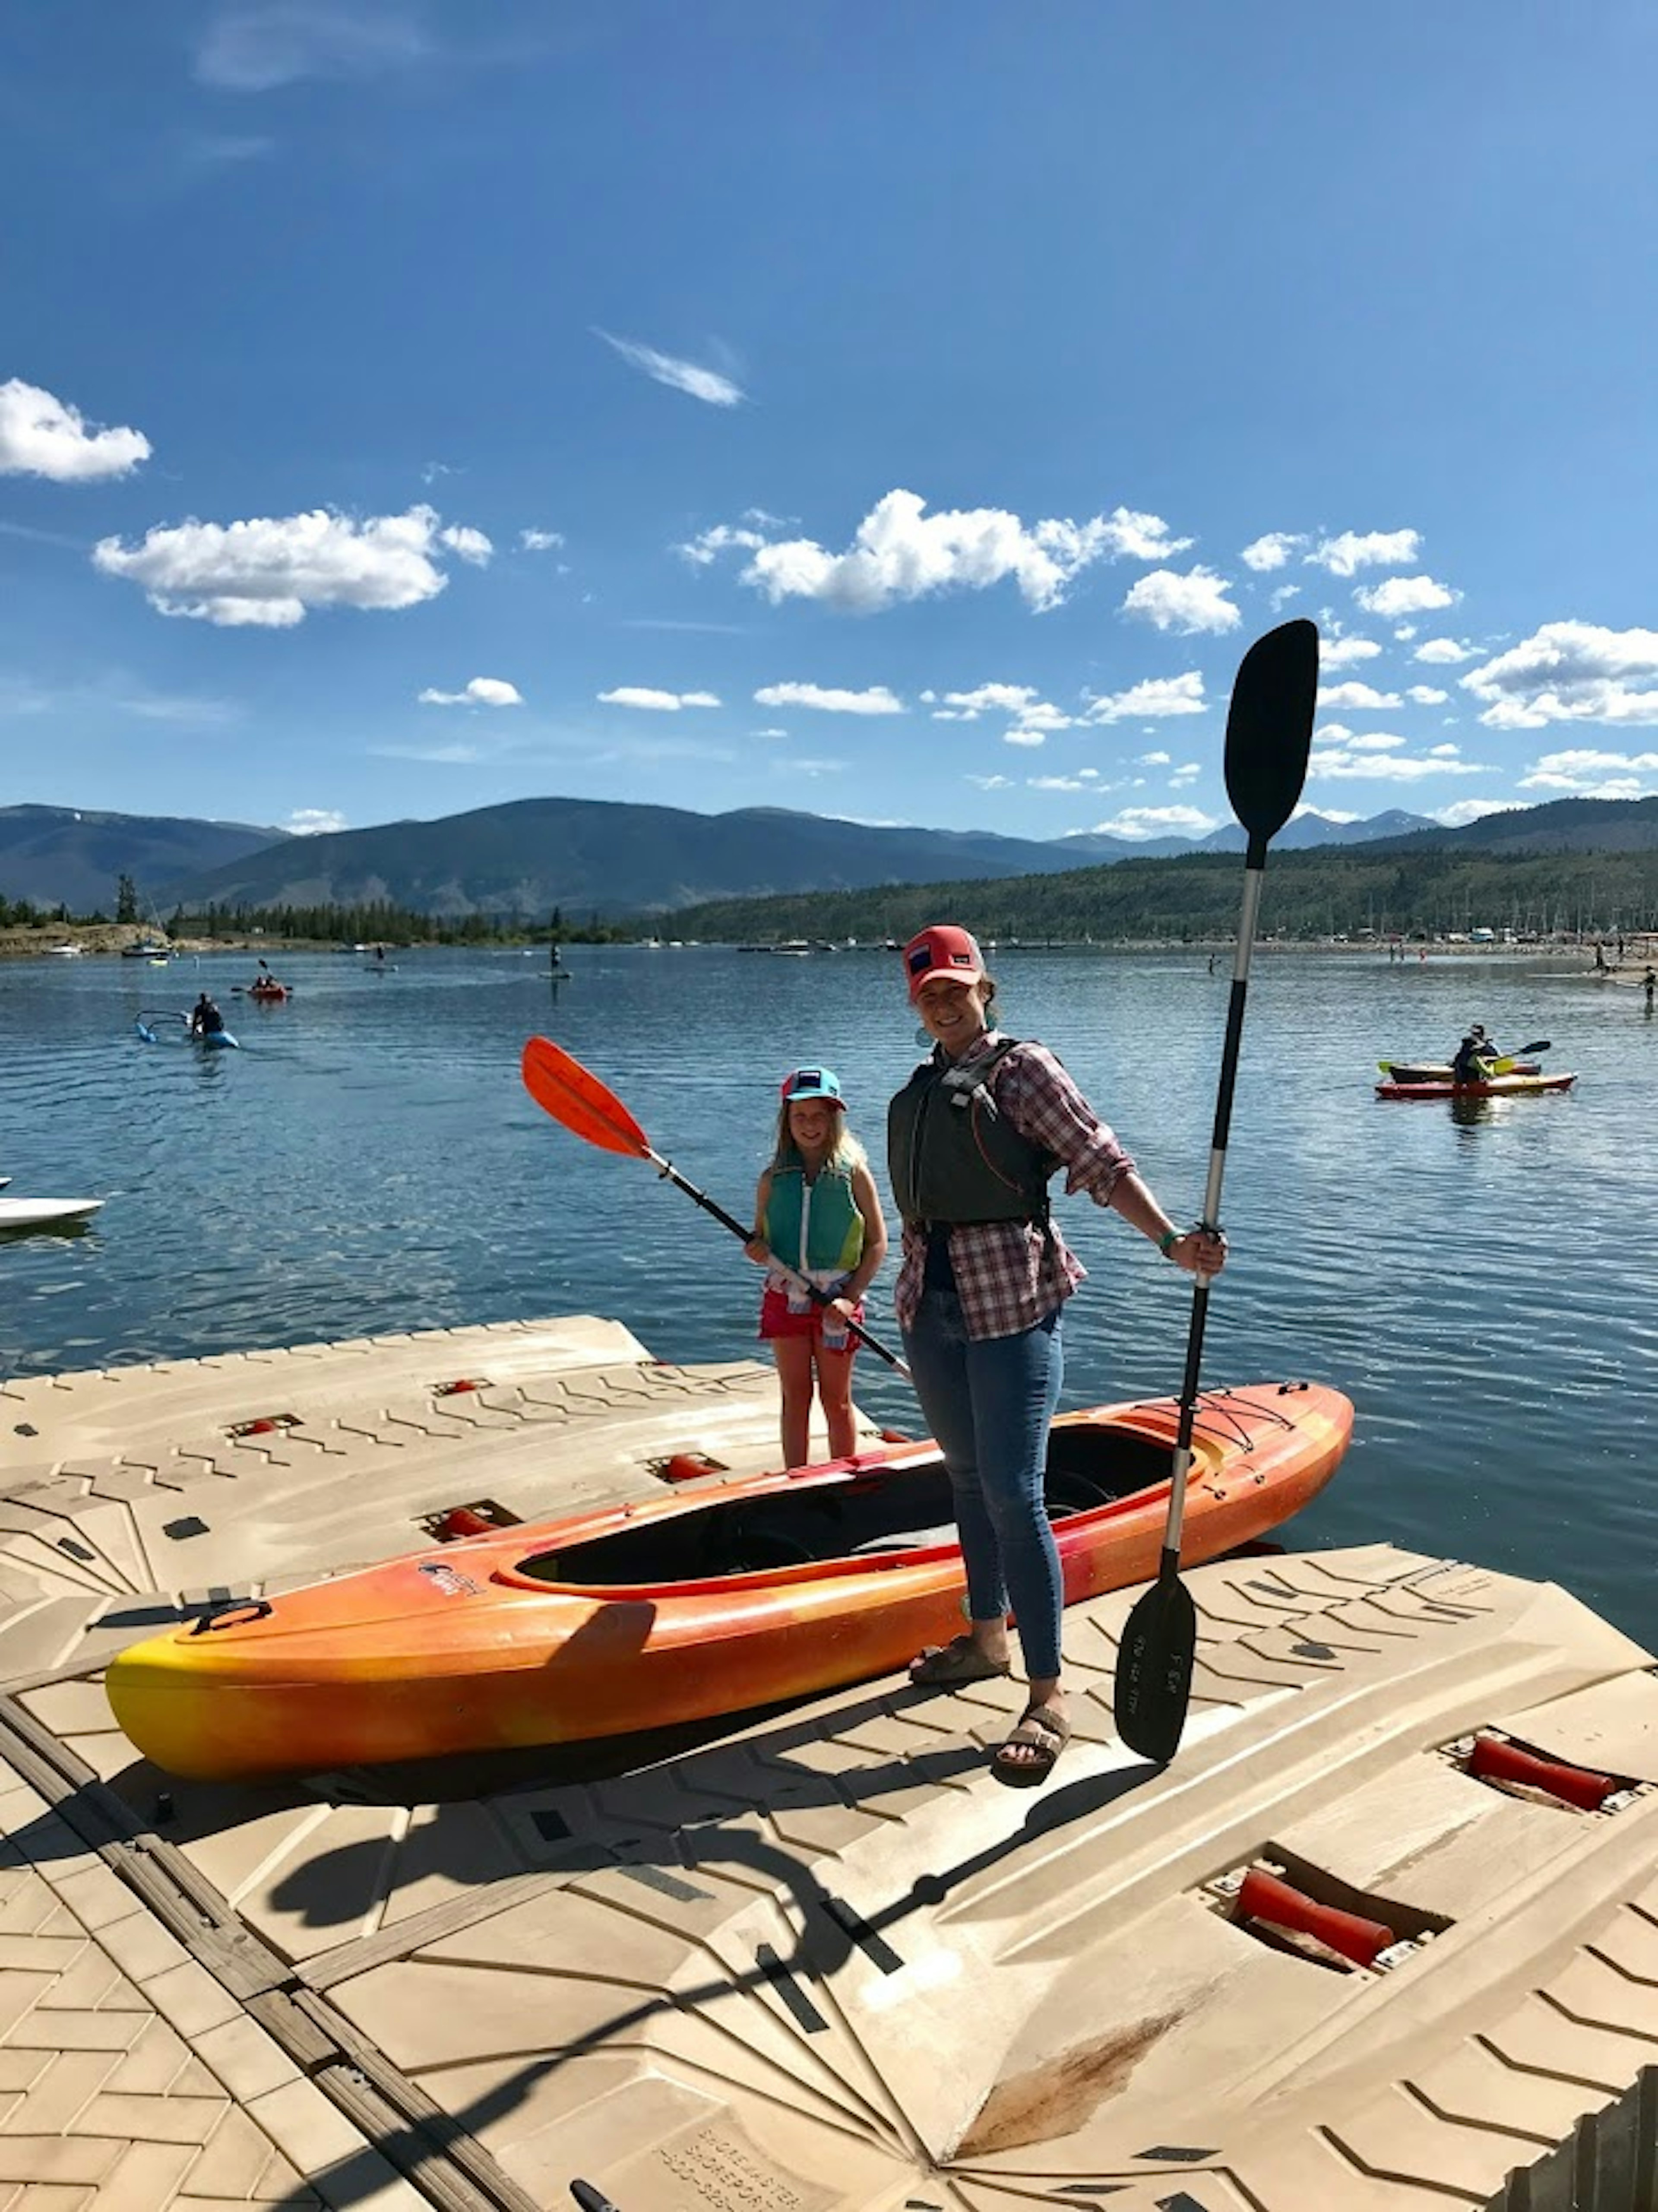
[{"xmin": 902, "ymin": 1289, "xmax": 1066, "ymax": 1680}]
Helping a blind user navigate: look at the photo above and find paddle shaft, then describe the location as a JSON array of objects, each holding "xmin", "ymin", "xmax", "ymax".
[
  {"xmin": 640, "ymin": 1142, "xmax": 912, "ymax": 1382},
  {"xmin": 1115, "ymin": 619, "xmax": 1317, "ymax": 1765},
  {"xmin": 1158, "ymin": 858, "xmax": 1265, "ymax": 1566}
]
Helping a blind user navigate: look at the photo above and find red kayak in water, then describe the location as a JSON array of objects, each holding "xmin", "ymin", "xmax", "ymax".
[{"xmin": 1376, "ymin": 1072, "xmax": 1576, "ymax": 1100}]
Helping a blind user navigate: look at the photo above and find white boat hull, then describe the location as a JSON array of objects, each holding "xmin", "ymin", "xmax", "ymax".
[{"xmin": 0, "ymin": 1198, "xmax": 103, "ymax": 1229}]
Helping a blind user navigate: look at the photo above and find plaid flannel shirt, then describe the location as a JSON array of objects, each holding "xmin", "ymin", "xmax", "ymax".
[{"xmin": 892, "ymin": 1032, "xmax": 1135, "ymax": 1341}]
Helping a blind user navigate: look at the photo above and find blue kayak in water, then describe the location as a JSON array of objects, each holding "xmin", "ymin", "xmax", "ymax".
[{"xmin": 136, "ymin": 1015, "xmax": 239, "ymax": 1049}]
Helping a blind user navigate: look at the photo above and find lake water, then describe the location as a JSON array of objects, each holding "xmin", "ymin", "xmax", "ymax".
[{"xmin": 2, "ymin": 941, "xmax": 1653, "ymax": 1642}]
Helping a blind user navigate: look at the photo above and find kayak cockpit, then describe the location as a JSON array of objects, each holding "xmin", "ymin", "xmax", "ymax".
[{"xmin": 509, "ymin": 1422, "xmax": 1178, "ymax": 1587}]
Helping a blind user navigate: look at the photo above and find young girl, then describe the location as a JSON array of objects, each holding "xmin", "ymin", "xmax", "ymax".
[{"xmin": 746, "ymin": 1067, "xmax": 888, "ymax": 1469}]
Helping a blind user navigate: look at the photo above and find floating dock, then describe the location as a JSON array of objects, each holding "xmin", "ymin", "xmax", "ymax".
[{"xmin": 1, "ymin": 1317, "xmax": 1656, "ymax": 2210}]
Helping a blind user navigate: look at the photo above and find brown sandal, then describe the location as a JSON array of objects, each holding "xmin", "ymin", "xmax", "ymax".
[
  {"xmin": 991, "ymin": 1704, "xmax": 1070, "ymax": 1788},
  {"xmin": 908, "ymin": 1635, "xmax": 1011, "ymax": 1689}
]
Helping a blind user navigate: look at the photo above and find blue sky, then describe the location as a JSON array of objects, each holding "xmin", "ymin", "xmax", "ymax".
[{"xmin": 4, "ymin": 1, "xmax": 1658, "ymax": 849}]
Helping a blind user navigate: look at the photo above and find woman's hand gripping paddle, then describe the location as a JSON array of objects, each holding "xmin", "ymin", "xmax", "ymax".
[
  {"xmin": 1113, "ymin": 619, "xmax": 1319, "ymax": 1765},
  {"xmin": 520, "ymin": 1036, "xmax": 911, "ymax": 1381}
]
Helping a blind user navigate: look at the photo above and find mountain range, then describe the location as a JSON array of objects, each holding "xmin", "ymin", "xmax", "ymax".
[
  {"xmin": 5, "ymin": 794, "xmax": 1658, "ymax": 922},
  {"xmin": 5, "ymin": 797, "xmax": 1441, "ymax": 920},
  {"xmin": 0, "ymin": 805, "xmax": 287, "ymax": 918}
]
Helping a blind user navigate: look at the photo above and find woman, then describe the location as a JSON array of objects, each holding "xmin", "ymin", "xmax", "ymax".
[
  {"xmin": 747, "ymin": 1067, "xmax": 888, "ymax": 1470},
  {"xmin": 888, "ymin": 925, "xmax": 1225, "ymax": 1786}
]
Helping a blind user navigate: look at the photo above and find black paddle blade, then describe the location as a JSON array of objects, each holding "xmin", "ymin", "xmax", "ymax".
[
  {"xmin": 1113, "ymin": 1569, "xmax": 1197, "ymax": 1764},
  {"xmin": 570, "ymin": 2184, "xmax": 620, "ymax": 2212},
  {"xmin": 1223, "ymin": 618, "xmax": 1319, "ymax": 849}
]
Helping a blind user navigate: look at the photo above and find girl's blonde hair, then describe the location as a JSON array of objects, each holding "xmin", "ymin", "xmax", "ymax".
[{"xmin": 770, "ymin": 1099, "xmax": 867, "ymax": 1176}]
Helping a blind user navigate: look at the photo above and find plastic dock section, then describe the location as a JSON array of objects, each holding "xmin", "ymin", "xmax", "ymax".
[{"xmin": 0, "ymin": 1315, "xmax": 1656, "ymax": 2211}]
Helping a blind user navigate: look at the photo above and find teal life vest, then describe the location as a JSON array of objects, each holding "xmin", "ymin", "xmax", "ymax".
[
  {"xmin": 763, "ymin": 1160, "xmax": 865, "ymax": 1275},
  {"xmin": 886, "ymin": 1037, "xmax": 1056, "ymax": 1228}
]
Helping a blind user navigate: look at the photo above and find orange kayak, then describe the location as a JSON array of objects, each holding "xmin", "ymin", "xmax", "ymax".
[{"xmin": 106, "ymin": 1381, "xmax": 1352, "ymax": 1781}]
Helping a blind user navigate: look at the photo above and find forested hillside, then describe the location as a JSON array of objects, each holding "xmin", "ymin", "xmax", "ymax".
[{"xmin": 672, "ymin": 842, "xmax": 1658, "ymax": 944}]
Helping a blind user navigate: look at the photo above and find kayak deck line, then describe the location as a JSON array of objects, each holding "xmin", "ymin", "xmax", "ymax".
[{"xmin": 0, "ymin": 1315, "xmax": 1654, "ymax": 2211}]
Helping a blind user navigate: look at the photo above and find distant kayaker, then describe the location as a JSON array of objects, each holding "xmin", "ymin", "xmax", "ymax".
[
  {"xmin": 1644, "ymin": 967, "xmax": 1655, "ymax": 1011},
  {"xmin": 190, "ymin": 992, "xmax": 225, "ymax": 1038},
  {"xmin": 744, "ymin": 1068, "xmax": 888, "ymax": 1473},
  {"xmin": 888, "ymin": 924, "xmax": 1225, "ymax": 1789},
  {"xmin": 1452, "ymin": 1026, "xmax": 1498, "ymax": 1084}
]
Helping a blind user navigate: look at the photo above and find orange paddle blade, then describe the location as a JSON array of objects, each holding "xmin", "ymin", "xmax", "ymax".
[{"xmin": 521, "ymin": 1036, "xmax": 651, "ymax": 1159}]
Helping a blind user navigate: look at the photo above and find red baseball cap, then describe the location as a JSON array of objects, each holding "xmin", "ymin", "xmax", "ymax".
[{"xmin": 903, "ymin": 924, "xmax": 985, "ymax": 1001}]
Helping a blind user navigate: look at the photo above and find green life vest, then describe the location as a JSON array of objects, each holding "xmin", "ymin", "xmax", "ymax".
[
  {"xmin": 763, "ymin": 1160, "xmax": 865, "ymax": 1274},
  {"xmin": 887, "ymin": 1037, "xmax": 1056, "ymax": 1229}
]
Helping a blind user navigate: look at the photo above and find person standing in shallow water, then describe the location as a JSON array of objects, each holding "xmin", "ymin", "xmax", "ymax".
[
  {"xmin": 746, "ymin": 1068, "xmax": 887, "ymax": 1471},
  {"xmin": 888, "ymin": 925, "xmax": 1225, "ymax": 1787}
]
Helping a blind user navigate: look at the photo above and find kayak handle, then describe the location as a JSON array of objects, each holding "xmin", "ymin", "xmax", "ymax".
[{"xmin": 189, "ymin": 1600, "xmax": 274, "ymax": 1635}]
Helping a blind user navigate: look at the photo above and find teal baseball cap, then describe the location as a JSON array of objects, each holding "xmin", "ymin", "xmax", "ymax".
[{"xmin": 779, "ymin": 1066, "xmax": 845, "ymax": 1106}]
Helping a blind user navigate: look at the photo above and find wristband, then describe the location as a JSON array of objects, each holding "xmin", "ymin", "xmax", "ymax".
[{"xmin": 1157, "ymin": 1228, "xmax": 1180, "ymax": 1258}]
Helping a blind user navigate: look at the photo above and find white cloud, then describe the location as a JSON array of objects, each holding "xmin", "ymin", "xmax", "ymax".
[
  {"xmin": 284, "ymin": 807, "xmax": 348, "ymax": 836},
  {"xmin": 519, "ymin": 527, "xmax": 564, "ymax": 552},
  {"xmin": 1518, "ymin": 747, "xmax": 1658, "ymax": 797},
  {"xmin": 1169, "ymin": 761, "xmax": 1200, "ymax": 787},
  {"xmin": 1354, "ymin": 574, "xmax": 1458, "ymax": 617},
  {"xmin": 1307, "ymin": 528, "xmax": 1421, "ymax": 577},
  {"xmin": 1292, "ymin": 802, "xmax": 1358, "ymax": 824},
  {"xmin": 1028, "ymin": 774, "xmax": 1090, "ymax": 792},
  {"xmin": 371, "ymin": 740, "xmax": 484, "ymax": 765},
  {"xmin": 1121, "ymin": 567, "xmax": 1240, "ymax": 635},
  {"xmin": 194, "ymin": 3, "xmax": 433, "ymax": 88},
  {"xmin": 437, "ymin": 524, "xmax": 492, "ymax": 566},
  {"xmin": 751, "ymin": 726, "xmax": 788, "ymax": 738},
  {"xmin": 692, "ymin": 490, "xmax": 1185, "ymax": 615},
  {"xmin": 1414, "ymin": 637, "xmax": 1476, "ymax": 665},
  {"xmin": 1460, "ymin": 622, "xmax": 1658, "ymax": 730},
  {"xmin": 966, "ymin": 774, "xmax": 1014, "ymax": 790},
  {"xmin": 932, "ymin": 682, "xmax": 1040, "ymax": 720},
  {"xmin": 1269, "ymin": 583, "xmax": 1302, "ymax": 611},
  {"xmin": 1087, "ymin": 805, "xmax": 1219, "ymax": 839},
  {"xmin": 1437, "ymin": 798, "xmax": 1527, "ymax": 827},
  {"xmin": 1138, "ymin": 749, "xmax": 1171, "ymax": 766},
  {"xmin": 1309, "ymin": 734, "xmax": 1485, "ymax": 781},
  {"xmin": 598, "ymin": 686, "xmax": 721, "ymax": 711},
  {"xmin": 1319, "ymin": 635, "xmax": 1382, "ymax": 671},
  {"xmin": 1094, "ymin": 507, "xmax": 1195, "ymax": 561},
  {"xmin": 1240, "ymin": 532, "xmax": 1301, "ymax": 571},
  {"xmin": 677, "ymin": 522, "xmax": 769, "ymax": 567},
  {"xmin": 752, "ymin": 682, "xmax": 903, "ymax": 715},
  {"xmin": 1394, "ymin": 625, "xmax": 1418, "ymax": 641},
  {"xmin": 92, "ymin": 503, "xmax": 481, "ymax": 627},
  {"xmin": 1407, "ymin": 684, "xmax": 1449, "ymax": 705},
  {"xmin": 1316, "ymin": 681, "xmax": 1402, "ymax": 710},
  {"xmin": 595, "ymin": 330, "xmax": 744, "ymax": 407},
  {"xmin": 418, "ymin": 676, "xmax": 522, "ymax": 707},
  {"xmin": 793, "ymin": 758, "xmax": 846, "ymax": 777},
  {"xmin": 0, "ymin": 378, "xmax": 151, "ymax": 482},
  {"xmin": 1007, "ymin": 701, "xmax": 1074, "ymax": 735},
  {"xmin": 1003, "ymin": 728, "xmax": 1048, "ymax": 748},
  {"xmin": 1087, "ymin": 670, "xmax": 1207, "ymax": 722}
]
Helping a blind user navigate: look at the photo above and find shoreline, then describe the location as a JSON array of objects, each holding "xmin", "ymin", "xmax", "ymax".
[{"xmin": 4, "ymin": 920, "xmax": 1653, "ymax": 969}]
